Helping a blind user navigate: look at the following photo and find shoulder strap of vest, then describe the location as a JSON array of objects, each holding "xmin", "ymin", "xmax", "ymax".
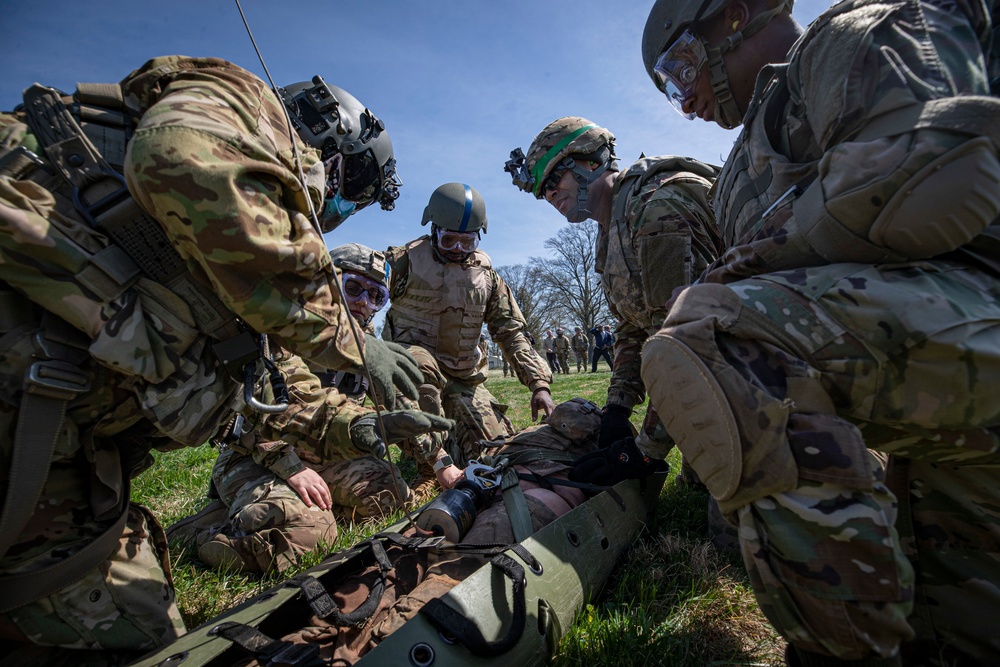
[
  {"xmin": 612, "ymin": 156, "xmax": 721, "ymax": 224},
  {"xmin": 21, "ymin": 83, "xmax": 242, "ymax": 341}
]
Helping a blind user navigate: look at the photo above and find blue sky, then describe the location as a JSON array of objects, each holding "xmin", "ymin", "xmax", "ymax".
[{"xmin": 1, "ymin": 0, "xmax": 829, "ymax": 269}]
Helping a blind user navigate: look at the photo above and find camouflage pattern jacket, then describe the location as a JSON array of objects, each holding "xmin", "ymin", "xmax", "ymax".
[
  {"xmin": 708, "ymin": 0, "xmax": 1000, "ymax": 283},
  {"xmin": 0, "ymin": 56, "xmax": 363, "ymax": 450},
  {"xmin": 384, "ymin": 236, "xmax": 551, "ymax": 390},
  {"xmin": 598, "ymin": 156, "xmax": 722, "ymax": 411}
]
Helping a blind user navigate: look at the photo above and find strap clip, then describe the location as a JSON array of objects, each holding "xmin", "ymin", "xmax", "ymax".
[{"xmin": 25, "ymin": 360, "xmax": 90, "ymax": 400}]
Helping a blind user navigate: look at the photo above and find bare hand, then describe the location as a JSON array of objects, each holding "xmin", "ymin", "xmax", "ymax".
[
  {"xmin": 287, "ymin": 468, "xmax": 332, "ymax": 510},
  {"xmin": 530, "ymin": 389, "xmax": 556, "ymax": 422},
  {"xmin": 436, "ymin": 464, "xmax": 464, "ymax": 490}
]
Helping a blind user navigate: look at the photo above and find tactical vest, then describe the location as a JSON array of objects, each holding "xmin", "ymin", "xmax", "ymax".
[
  {"xmin": 386, "ymin": 238, "xmax": 493, "ymax": 378},
  {"xmin": 0, "ymin": 82, "xmax": 250, "ymax": 609},
  {"xmin": 601, "ymin": 155, "xmax": 719, "ymax": 330},
  {"xmin": 0, "ymin": 83, "xmax": 249, "ymax": 441}
]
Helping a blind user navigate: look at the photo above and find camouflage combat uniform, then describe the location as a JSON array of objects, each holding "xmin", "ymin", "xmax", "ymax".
[
  {"xmin": 571, "ymin": 330, "xmax": 588, "ymax": 372},
  {"xmin": 641, "ymin": 2, "xmax": 1000, "ymax": 662},
  {"xmin": 598, "ymin": 155, "xmax": 721, "ymax": 455},
  {"xmin": 383, "ymin": 236, "xmax": 552, "ymax": 465},
  {"xmin": 0, "ymin": 56, "xmax": 364, "ymax": 662},
  {"xmin": 554, "ymin": 331, "xmax": 571, "ymax": 375},
  {"xmin": 172, "ymin": 346, "xmax": 415, "ymax": 575}
]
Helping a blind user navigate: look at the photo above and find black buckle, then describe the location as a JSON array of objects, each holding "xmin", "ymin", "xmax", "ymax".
[
  {"xmin": 25, "ymin": 360, "xmax": 90, "ymax": 400},
  {"xmin": 72, "ymin": 168, "xmax": 131, "ymax": 228}
]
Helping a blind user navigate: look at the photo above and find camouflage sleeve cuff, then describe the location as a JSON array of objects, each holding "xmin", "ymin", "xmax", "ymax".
[
  {"xmin": 269, "ymin": 451, "xmax": 306, "ymax": 480},
  {"xmin": 529, "ymin": 380, "xmax": 551, "ymax": 394},
  {"xmin": 326, "ymin": 403, "xmax": 372, "ymax": 459}
]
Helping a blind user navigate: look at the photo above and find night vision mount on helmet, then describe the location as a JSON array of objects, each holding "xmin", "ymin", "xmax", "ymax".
[
  {"xmin": 280, "ymin": 76, "xmax": 402, "ymax": 219},
  {"xmin": 505, "ymin": 117, "xmax": 617, "ymax": 223}
]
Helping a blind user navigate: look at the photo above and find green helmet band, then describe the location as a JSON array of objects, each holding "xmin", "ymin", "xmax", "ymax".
[{"xmin": 530, "ymin": 124, "xmax": 596, "ymax": 196}]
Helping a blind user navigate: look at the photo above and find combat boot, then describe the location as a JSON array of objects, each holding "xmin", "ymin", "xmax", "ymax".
[
  {"xmin": 198, "ymin": 530, "xmax": 296, "ymax": 574},
  {"xmin": 198, "ymin": 534, "xmax": 253, "ymax": 573},
  {"xmin": 165, "ymin": 498, "xmax": 229, "ymax": 551},
  {"xmin": 409, "ymin": 458, "xmax": 440, "ymax": 505},
  {"xmin": 706, "ymin": 496, "xmax": 740, "ymax": 551}
]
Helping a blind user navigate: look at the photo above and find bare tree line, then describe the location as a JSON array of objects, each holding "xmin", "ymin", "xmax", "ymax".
[{"xmin": 494, "ymin": 220, "xmax": 612, "ymax": 353}]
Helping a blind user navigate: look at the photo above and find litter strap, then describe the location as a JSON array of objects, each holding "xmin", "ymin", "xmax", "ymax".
[
  {"xmin": 210, "ymin": 621, "xmax": 323, "ymax": 667},
  {"xmin": 420, "ymin": 553, "xmax": 527, "ymax": 657}
]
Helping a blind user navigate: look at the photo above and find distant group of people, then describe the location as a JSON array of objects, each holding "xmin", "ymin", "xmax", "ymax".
[{"xmin": 4, "ymin": 0, "xmax": 1000, "ymax": 664}]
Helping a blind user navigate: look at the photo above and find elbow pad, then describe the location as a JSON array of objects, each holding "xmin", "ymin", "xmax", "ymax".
[{"xmin": 869, "ymin": 136, "xmax": 1000, "ymax": 258}]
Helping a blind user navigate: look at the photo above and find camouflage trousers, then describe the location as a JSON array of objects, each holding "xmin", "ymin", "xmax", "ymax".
[
  {"xmin": 0, "ymin": 503, "xmax": 185, "ymax": 667},
  {"xmin": 195, "ymin": 447, "xmax": 413, "ymax": 574},
  {"xmin": 400, "ymin": 345, "xmax": 514, "ymax": 466},
  {"xmin": 573, "ymin": 349, "xmax": 587, "ymax": 372},
  {"xmin": 641, "ymin": 261, "xmax": 1000, "ymax": 664}
]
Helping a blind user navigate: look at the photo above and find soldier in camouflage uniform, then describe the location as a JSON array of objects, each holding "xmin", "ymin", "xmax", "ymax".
[
  {"xmin": 641, "ymin": 0, "xmax": 1000, "ymax": 664},
  {"xmin": 571, "ymin": 326, "xmax": 588, "ymax": 373},
  {"xmin": 0, "ymin": 57, "xmax": 427, "ymax": 664},
  {"xmin": 168, "ymin": 244, "xmax": 453, "ymax": 575},
  {"xmin": 506, "ymin": 117, "xmax": 722, "ymax": 479},
  {"xmin": 554, "ymin": 328, "xmax": 572, "ymax": 375},
  {"xmin": 383, "ymin": 182, "xmax": 556, "ymax": 468}
]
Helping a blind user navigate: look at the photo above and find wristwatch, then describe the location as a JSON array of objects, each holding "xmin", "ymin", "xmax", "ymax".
[{"xmin": 432, "ymin": 455, "xmax": 454, "ymax": 473}]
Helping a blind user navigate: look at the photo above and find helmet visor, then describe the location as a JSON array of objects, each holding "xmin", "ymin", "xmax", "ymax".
[
  {"xmin": 653, "ymin": 30, "xmax": 707, "ymax": 120},
  {"xmin": 343, "ymin": 274, "xmax": 390, "ymax": 310},
  {"xmin": 341, "ymin": 149, "xmax": 382, "ymax": 207},
  {"xmin": 436, "ymin": 227, "xmax": 480, "ymax": 253}
]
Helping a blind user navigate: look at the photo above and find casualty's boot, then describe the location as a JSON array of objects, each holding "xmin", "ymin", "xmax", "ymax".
[{"xmin": 165, "ymin": 498, "xmax": 229, "ymax": 551}]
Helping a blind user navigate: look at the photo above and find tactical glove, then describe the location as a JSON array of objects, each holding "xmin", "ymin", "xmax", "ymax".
[
  {"xmin": 349, "ymin": 410, "xmax": 454, "ymax": 458},
  {"xmin": 568, "ymin": 436, "xmax": 667, "ymax": 486},
  {"xmin": 362, "ymin": 335, "xmax": 422, "ymax": 409},
  {"xmin": 598, "ymin": 404, "xmax": 635, "ymax": 448}
]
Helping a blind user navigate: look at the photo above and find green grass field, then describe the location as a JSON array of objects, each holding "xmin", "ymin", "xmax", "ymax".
[{"xmin": 133, "ymin": 368, "xmax": 785, "ymax": 666}]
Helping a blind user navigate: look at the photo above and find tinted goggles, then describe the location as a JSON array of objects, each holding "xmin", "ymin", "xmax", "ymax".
[
  {"xmin": 653, "ymin": 30, "xmax": 707, "ymax": 120},
  {"xmin": 436, "ymin": 227, "xmax": 480, "ymax": 253},
  {"xmin": 540, "ymin": 164, "xmax": 570, "ymax": 196},
  {"xmin": 343, "ymin": 274, "xmax": 389, "ymax": 309}
]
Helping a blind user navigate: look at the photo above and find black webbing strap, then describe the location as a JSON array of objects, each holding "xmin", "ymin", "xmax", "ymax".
[
  {"xmin": 286, "ymin": 537, "xmax": 394, "ymax": 626},
  {"xmin": 420, "ymin": 553, "xmax": 527, "ymax": 657},
  {"xmin": 0, "ymin": 495, "xmax": 129, "ymax": 614},
  {"xmin": 209, "ymin": 621, "xmax": 323, "ymax": 667}
]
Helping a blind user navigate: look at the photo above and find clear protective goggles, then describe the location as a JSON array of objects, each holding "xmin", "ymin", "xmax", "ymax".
[
  {"xmin": 435, "ymin": 227, "xmax": 480, "ymax": 253},
  {"xmin": 342, "ymin": 273, "xmax": 389, "ymax": 310},
  {"xmin": 653, "ymin": 29, "xmax": 708, "ymax": 120}
]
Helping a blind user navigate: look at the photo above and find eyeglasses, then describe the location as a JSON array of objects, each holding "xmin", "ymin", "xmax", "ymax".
[
  {"xmin": 342, "ymin": 275, "xmax": 389, "ymax": 309},
  {"xmin": 436, "ymin": 228, "xmax": 480, "ymax": 253},
  {"xmin": 653, "ymin": 29, "xmax": 708, "ymax": 120}
]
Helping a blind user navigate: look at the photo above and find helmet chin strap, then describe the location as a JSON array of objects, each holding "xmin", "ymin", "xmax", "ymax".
[
  {"xmin": 703, "ymin": 0, "xmax": 791, "ymax": 130},
  {"xmin": 565, "ymin": 147, "xmax": 613, "ymax": 223},
  {"xmin": 705, "ymin": 47, "xmax": 743, "ymax": 130}
]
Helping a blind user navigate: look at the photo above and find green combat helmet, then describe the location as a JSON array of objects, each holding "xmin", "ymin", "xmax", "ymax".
[
  {"xmin": 280, "ymin": 76, "xmax": 402, "ymax": 230},
  {"xmin": 504, "ymin": 117, "xmax": 617, "ymax": 222},
  {"xmin": 642, "ymin": 0, "xmax": 793, "ymax": 129},
  {"xmin": 421, "ymin": 182, "xmax": 488, "ymax": 234},
  {"xmin": 329, "ymin": 243, "xmax": 390, "ymax": 286}
]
